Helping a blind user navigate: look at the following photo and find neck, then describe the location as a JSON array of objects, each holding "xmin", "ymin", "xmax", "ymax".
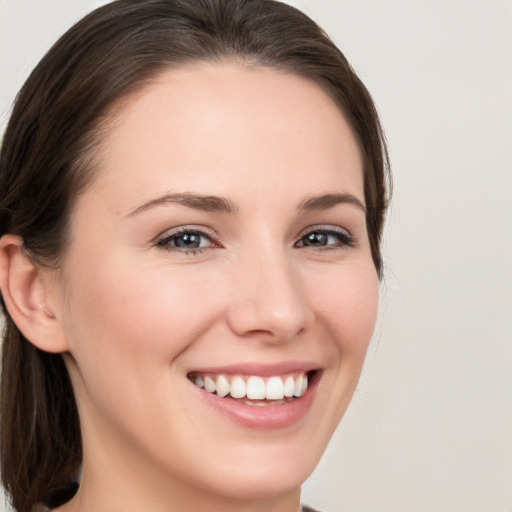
[
  {"xmin": 56, "ymin": 478, "xmax": 301, "ymax": 512},
  {"xmin": 55, "ymin": 449, "xmax": 302, "ymax": 512}
]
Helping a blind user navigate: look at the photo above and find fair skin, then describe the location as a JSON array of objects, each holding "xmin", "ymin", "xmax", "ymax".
[{"xmin": 0, "ymin": 63, "xmax": 378, "ymax": 512}]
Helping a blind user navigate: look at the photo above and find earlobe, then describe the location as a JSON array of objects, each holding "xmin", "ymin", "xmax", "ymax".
[{"xmin": 0, "ymin": 234, "xmax": 69, "ymax": 353}]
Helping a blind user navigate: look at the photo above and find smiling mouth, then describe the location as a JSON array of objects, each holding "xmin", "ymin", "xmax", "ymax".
[{"xmin": 187, "ymin": 371, "xmax": 316, "ymax": 406}]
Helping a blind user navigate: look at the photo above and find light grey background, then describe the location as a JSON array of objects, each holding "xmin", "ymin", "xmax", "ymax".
[{"xmin": 1, "ymin": 1, "xmax": 511, "ymax": 511}]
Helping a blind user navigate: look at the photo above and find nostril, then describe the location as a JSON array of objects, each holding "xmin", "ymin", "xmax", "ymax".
[
  {"xmin": 225, "ymin": 261, "xmax": 312, "ymax": 341},
  {"xmin": 226, "ymin": 299, "xmax": 310, "ymax": 342}
]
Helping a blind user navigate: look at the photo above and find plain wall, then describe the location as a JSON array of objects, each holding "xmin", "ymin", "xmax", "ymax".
[{"xmin": 1, "ymin": 1, "xmax": 511, "ymax": 511}]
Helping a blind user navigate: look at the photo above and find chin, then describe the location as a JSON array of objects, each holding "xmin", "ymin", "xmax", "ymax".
[
  {"xmin": 209, "ymin": 464, "xmax": 311, "ymax": 501},
  {"xmin": 192, "ymin": 438, "xmax": 324, "ymax": 501}
]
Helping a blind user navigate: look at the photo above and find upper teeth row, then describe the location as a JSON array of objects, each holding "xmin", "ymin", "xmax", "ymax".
[{"xmin": 193, "ymin": 373, "xmax": 308, "ymax": 400}]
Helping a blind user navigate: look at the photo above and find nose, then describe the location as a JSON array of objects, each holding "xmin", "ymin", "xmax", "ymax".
[{"xmin": 226, "ymin": 248, "xmax": 313, "ymax": 343}]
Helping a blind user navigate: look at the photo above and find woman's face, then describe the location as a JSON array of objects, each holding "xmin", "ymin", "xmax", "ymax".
[{"xmin": 52, "ymin": 63, "xmax": 379, "ymax": 504}]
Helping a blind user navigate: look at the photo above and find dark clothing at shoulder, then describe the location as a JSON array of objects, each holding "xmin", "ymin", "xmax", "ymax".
[
  {"xmin": 31, "ymin": 481, "xmax": 79, "ymax": 512},
  {"xmin": 31, "ymin": 504, "xmax": 50, "ymax": 512}
]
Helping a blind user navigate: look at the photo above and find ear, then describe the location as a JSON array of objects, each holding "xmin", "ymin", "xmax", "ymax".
[{"xmin": 0, "ymin": 234, "xmax": 69, "ymax": 353}]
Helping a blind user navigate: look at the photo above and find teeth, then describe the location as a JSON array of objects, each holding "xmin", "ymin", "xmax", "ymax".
[
  {"xmin": 246, "ymin": 376, "xmax": 266, "ymax": 399},
  {"xmin": 301, "ymin": 375, "xmax": 308, "ymax": 395},
  {"xmin": 242, "ymin": 398, "xmax": 287, "ymax": 407},
  {"xmin": 192, "ymin": 372, "xmax": 310, "ymax": 401},
  {"xmin": 284, "ymin": 375, "xmax": 295, "ymax": 397},
  {"xmin": 204, "ymin": 376, "xmax": 216, "ymax": 393},
  {"xmin": 216, "ymin": 375, "xmax": 230, "ymax": 397},
  {"xmin": 294, "ymin": 374, "xmax": 303, "ymax": 397},
  {"xmin": 230, "ymin": 376, "xmax": 246, "ymax": 399},
  {"xmin": 265, "ymin": 376, "xmax": 284, "ymax": 400}
]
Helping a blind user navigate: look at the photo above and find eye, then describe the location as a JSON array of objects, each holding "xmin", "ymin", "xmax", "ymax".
[
  {"xmin": 156, "ymin": 228, "xmax": 218, "ymax": 254},
  {"xmin": 295, "ymin": 227, "xmax": 355, "ymax": 250}
]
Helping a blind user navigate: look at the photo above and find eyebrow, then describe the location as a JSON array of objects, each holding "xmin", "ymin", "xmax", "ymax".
[
  {"xmin": 126, "ymin": 192, "xmax": 239, "ymax": 217},
  {"xmin": 298, "ymin": 193, "xmax": 366, "ymax": 213},
  {"xmin": 126, "ymin": 191, "xmax": 365, "ymax": 218}
]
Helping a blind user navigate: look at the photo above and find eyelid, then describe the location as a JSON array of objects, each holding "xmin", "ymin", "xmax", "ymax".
[
  {"xmin": 153, "ymin": 223, "xmax": 355, "ymax": 254},
  {"xmin": 154, "ymin": 225, "xmax": 221, "ymax": 251},
  {"xmin": 155, "ymin": 225, "xmax": 218, "ymax": 241},
  {"xmin": 295, "ymin": 224, "xmax": 356, "ymax": 248},
  {"xmin": 298, "ymin": 224, "xmax": 352, "ymax": 237}
]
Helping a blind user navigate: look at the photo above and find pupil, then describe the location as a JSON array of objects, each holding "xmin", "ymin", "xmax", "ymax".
[
  {"xmin": 306, "ymin": 233, "xmax": 327, "ymax": 246},
  {"xmin": 176, "ymin": 233, "xmax": 200, "ymax": 248}
]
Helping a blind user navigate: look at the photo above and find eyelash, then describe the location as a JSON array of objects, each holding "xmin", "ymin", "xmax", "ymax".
[
  {"xmin": 155, "ymin": 227, "xmax": 220, "ymax": 256},
  {"xmin": 155, "ymin": 226, "xmax": 356, "ymax": 256},
  {"xmin": 295, "ymin": 227, "xmax": 356, "ymax": 251}
]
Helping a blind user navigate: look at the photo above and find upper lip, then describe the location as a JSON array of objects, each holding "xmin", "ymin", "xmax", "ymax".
[{"xmin": 187, "ymin": 361, "xmax": 320, "ymax": 377}]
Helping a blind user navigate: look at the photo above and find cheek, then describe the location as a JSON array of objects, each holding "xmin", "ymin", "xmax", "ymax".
[
  {"xmin": 309, "ymin": 261, "xmax": 379, "ymax": 354},
  {"xmin": 59, "ymin": 259, "xmax": 228, "ymax": 448},
  {"xmin": 61, "ymin": 259, "xmax": 223, "ymax": 392}
]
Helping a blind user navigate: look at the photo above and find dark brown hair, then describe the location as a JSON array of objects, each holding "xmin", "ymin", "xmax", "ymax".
[{"xmin": 0, "ymin": 1, "xmax": 390, "ymax": 510}]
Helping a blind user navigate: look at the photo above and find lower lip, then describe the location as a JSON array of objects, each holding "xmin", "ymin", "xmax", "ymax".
[{"xmin": 194, "ymin": 375, "xmax": 318, "ymax": 430}]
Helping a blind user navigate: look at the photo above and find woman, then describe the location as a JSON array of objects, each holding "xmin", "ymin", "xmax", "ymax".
[{"xmin": 0, "ymin": 1, "xmax": 390, "ymax": 511}]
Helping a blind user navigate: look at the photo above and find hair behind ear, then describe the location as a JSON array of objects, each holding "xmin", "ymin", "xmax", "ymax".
[{"xmin": 1, "ymin": 319, "xmax": 81, "ymax": 512}]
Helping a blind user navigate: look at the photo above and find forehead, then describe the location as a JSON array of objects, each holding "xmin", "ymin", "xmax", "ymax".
[{"xmin": 81, "ymin": 62, "xmax": 364, "ymax": 214}]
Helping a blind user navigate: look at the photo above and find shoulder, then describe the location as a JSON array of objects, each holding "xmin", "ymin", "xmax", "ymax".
[{"xmin": 302, "ymin": 506, "xmax": 323, "ymax": 512}]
